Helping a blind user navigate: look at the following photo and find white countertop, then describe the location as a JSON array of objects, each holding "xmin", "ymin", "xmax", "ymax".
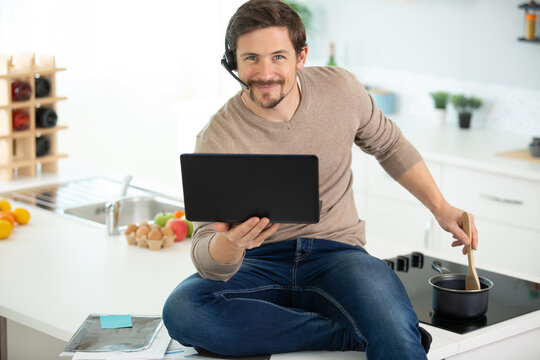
[
  {"xmin": 391, "ymin": 115, "xmax": 540, "ymax": 182},
  {"xmin": 1, "ymin": 193, "xmax": 538, "ymax": 360}
]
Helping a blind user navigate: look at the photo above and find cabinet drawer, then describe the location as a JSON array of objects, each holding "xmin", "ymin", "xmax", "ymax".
[
  {"xmin": 365, "ymin": 195, "xmax": 432, "ymax": 248},
  {"xmin": 442, "ymin": 166, "xmax": 540, "ymax": 231},
  {"xmin": 367, "ymin": 158, "xmax": 442, "ymax": 205},
  {"xmin": 471, "ymin": 218, "xmax": 540, "ymax": 277},
  {"xmin": 430, "ymin": 219, "xmax": 540, "ymax": 277}
]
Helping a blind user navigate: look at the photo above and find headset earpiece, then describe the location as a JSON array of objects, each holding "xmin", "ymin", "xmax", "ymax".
[
  {"xmin": 223, "ymin": 44, "xmax": 237, "ymax": 71},
  {"xmin": 221, "ymin": 38, "xmax": 249, "ymax": 89}
]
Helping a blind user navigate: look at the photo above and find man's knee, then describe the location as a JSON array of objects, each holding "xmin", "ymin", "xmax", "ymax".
[{"xmin": 162, "ymin": 276, "xmax": 208, "ymax": 344}]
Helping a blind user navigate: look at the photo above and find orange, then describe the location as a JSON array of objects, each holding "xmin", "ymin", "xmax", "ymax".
[
  {"xmin": 0, "ymin": 211, "xmax": 15, "ymax": 227},
  {"xmin": 12, "ymin": 208, "xmax": 30, "ymax": 225},
  {"xmin": 0, "ymin": 199, "xmax": 11, "ymax": 212},
  {"xmin": 174, "ymin": 209, "xmax": 185, "ymax": 219},
  {"xmin": 0, "ymin": 219, "xmax": 12, "ymax": 239}
]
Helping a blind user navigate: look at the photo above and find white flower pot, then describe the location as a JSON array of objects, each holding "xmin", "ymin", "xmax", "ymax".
[{"xmin": 434, "ymin": 109, "xmax": 446, "ymax": 127}]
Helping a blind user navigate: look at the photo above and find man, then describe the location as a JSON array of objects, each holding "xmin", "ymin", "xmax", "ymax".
[{"xmin": 163, "ymin": 1, "xmax": 478, "ymax": 359}]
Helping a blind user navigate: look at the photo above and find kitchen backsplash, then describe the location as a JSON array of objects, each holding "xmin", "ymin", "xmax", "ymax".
[{"xmin": 350, "ymin": 66, "xmax": 540, "ymax": 137}]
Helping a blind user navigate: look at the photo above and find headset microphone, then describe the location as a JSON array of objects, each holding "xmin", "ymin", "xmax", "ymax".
[
  {"xmin": 221, "ymin": 38, "xmax": 249, "ymax": 90},
  {"xmin": 221, "ymin": 57, "xmax": 249, "ymax": 90}
]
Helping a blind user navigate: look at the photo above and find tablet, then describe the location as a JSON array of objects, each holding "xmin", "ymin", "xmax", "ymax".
[{"xmin": 180, "ymin": 153, "xmax": 320, "ymax": 224}]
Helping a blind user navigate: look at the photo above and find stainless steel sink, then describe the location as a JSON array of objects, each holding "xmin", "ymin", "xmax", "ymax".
[
  {"xmin": 1, "ymin": 177, "xmax": 158, "ymax": 211},
  {"xmin": 63, "ymin": 196, "xmax": 184, "ymax": 228},
  {"xmin": 1, "ymin": 177, "xmax": 184, "ymax": 231}
]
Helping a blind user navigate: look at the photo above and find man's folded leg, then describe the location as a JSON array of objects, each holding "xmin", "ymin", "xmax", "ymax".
[{"xmin": 162, "ymin": 241, "xmax": 363, "ymax": 356}]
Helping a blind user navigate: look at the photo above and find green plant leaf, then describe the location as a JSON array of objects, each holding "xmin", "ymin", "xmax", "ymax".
[{"xmin": 429, "ymin": 91, "xmax": 449, "ymax": 109}]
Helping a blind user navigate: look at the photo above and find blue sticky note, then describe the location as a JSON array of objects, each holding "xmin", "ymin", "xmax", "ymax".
[{"xmin": 100, "ymin": 315, "xmax": 133, "ymax": 329}]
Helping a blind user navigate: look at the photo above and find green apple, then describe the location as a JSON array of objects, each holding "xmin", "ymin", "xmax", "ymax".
[
  {"xmin": 185, "ymin": 219, "xmax": 193, "ymax": 237},
  {"xmin": 154, "ymin": 212, "xmax": 174, "ymax": 227}
]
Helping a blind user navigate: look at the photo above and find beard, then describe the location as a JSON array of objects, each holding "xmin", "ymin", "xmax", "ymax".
[{"xmin": 246, "ymin": 78, "xmax": 288, "ymax": 109}]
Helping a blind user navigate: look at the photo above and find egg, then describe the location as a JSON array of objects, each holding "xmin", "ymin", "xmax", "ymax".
[
  {"xmin": 125, "ymin": 224, "xmax": 138, "ymax": 235},
  {"xmin": 147, "ymin": 229, "xmax": 163, "ymax": 240},
  {"xmin": 162, "ymin": 227, "xmax": 174, "ymax": 236},
  {"xmin": 136, "ymin": 226, "xmax": 150, "ymax": 237},
  {"xmin": 150, "ymin": 224, "xmax": 161, "ymax": 231},
  {"xmin": 139, "ymin": 222, "xmax": 150, "ymax": 228}
]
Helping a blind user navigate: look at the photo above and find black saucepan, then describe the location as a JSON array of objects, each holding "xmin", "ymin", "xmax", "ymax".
[{"xmin": 429, "ymin": 261, "xmax": 494, "ymax": 320}]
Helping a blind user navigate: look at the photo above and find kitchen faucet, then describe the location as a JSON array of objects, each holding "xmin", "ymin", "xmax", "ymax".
[{"xmin": 105, "ymin": 175, "xmax": 133, "ymax": 235}]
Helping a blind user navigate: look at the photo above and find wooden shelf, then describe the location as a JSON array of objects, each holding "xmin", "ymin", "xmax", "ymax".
[
  {"xmin": 0, "ymin": 53, "xmax": 68, "ymax": 181},
  {"xmin": 0, "ymin": 125, "xmax": 68, "ymax": 140},
  {"xmin": 0, "ymin": 96, "xmax": 68, "ymax": 109},
  {"xmin": 0, "ymin": 154, "xmax": 68, "ymax": 169},
  {"xmin": 518, "ymin": 37, "xmax": 540, "ymax": 42},
  {"xmin": 518, "ymin": 2, "xmax": 540, "ymax": 11},
  {"xmin": 0, "ymin": 67, "xmax": 66, "ymax": 79}
]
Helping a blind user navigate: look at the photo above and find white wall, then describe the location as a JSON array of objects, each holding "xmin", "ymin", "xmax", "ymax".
[
  {"xmin": 2, "ymin": 0, "xmax": 539, "ymax": 188},
  {"xmin": 1, "ymin": 0, "xmax": 244, "ymax": 187},
  {"xmin": 306, "ymin": 0, "xmax": 540, "ymax": 136},
  {"xmin": 307, "ymin": 0, "xmax": 540, "ymax": 90}
]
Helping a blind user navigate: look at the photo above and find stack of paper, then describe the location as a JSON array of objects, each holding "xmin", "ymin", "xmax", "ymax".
[
  {"xmin": 60, "ymin": 314, "xmax": 198, "ymax": 360},
  {"xmin": 60, "ymin": 314, "xmax": 270, "ymax": 359}
]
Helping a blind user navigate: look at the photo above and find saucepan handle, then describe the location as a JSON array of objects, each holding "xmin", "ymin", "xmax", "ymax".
[{"xmin": 432, "ymin": 261, "xmax": 452, "ymax": 275}]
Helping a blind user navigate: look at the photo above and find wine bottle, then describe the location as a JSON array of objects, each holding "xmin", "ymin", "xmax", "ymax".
[
  {"xmin": 11, "ymin": 80, "xmax": 32, "ymax": 101},
  {"xmin": 12, "ymin": 110, "xmax": 31, "ymax": 131},
  {"xmin": 35, "ymin": 108, "xmax": 58, "ymax": 128},
  {"xmin": 36, "ymin": 136, "xmax": 50, "ymax": 157},
  {"xmin": 35, "ymin": 76, "xmax": 51, "ymax": 98},
  {"xmin": 327, "ymin": 42, "xmax": 337, "ymax": 66}
]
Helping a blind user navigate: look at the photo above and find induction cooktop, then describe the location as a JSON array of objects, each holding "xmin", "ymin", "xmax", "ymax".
[{"xmin": 384, "ymin": 252, "xmax": 540, "ymax": 334}]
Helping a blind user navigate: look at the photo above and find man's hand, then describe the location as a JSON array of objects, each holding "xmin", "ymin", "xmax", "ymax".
[
  {"xmin": 209, "ymin": 217, "xmax": 280, "ymax": 264},
  {"xmin": 434, "ymin": 204, "xmax": 478, "ymax": 255}
]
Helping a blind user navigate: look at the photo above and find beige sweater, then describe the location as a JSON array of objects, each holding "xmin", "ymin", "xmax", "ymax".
[{"xmin": 191, "ymin": 66, "xmax": 422, "ymax": 281}]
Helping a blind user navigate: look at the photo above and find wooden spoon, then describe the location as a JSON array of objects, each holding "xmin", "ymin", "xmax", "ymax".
[{"xmin": 463, "ymin": 212, "xmax": 481, "ymax": 290}]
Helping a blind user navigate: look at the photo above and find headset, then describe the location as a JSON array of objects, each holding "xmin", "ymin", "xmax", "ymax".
[{"xmin": 221, "ymin": 38, "xmax": 250, "ymax": 90}]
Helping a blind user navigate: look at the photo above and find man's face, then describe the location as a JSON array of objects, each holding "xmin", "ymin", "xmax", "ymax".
[{"xmin": 235, "ymin": 26, "xmax": 306, "ymax": 109}]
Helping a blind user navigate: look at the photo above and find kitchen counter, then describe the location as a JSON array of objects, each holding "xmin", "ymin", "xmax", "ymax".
[
  {"xmin": 1, "ymin": 126, "xmax": 540, "ymax": 359},
  {"xmin": 390, "ymin": 115, "xmax": 540, "ymax": 182}
]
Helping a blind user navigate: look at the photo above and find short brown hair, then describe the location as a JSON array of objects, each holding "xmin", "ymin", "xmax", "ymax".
[{"xmin": 226, "ymin": 0, "xmax": 307, "ymax": 58}]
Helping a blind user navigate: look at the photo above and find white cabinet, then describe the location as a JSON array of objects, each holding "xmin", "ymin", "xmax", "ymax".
[
  {"xmin": 351, "ymin": 145, "xmax": 540, "ymax": 276},
  {"xmin": 441, "ymin": 165, "xmax": 540, "ymax": 232},
  {"xmin": 365, "ymin": 195, "xmax": 432, "ymax": 249},
  {"xmin": 471, "ymin": 218, "xmax": 540, "ymax": 275},
  {"xmin": 438, "ymin": 165, "xmax": 540, "ymax": 276},
  {"xmin": 352, "ymin": 146, "xmax": 442, "ymax": 249}
]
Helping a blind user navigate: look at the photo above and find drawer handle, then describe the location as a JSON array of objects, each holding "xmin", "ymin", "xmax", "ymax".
[{"xmin": 479, "ymin": 193, "xmax": 523, "ymax": 205}]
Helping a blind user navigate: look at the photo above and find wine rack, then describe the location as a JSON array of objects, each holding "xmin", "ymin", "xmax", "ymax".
[{"xmin": 0, "ymin": 52, "xmax": 68, "ymax": 181}]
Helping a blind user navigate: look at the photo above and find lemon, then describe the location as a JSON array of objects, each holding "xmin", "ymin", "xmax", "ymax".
[
  {"xmin": 0, "ymin": 219, "xmax": 12, "ymax": 239},
  {"xmin": 12, "ymin": 208, "xmax": 30, "ymax": 225},
  {"xmin": 0, "ymin": 199, "xmax": 11, "ymax": 212},
  {"xmin": 0, "ymin": 211, "xmax": 15, "ymax": 227}
]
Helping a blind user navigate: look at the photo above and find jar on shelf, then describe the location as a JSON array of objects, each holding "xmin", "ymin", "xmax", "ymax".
[
  {"xmin": 35, "ymin": 107, "xmax": 57, "ymax": 128},
  {"xmin": 35, "ymin": 75, "xmax": 51, "ymax": 98},
  {"xmin": 36, "ymin": 135, "xmax": 50, "ymax": 157},
  {"xmin": 12, "ymin": 109, "xmax": 31, "ymax": 131},
  {"xmin": 11, "ymin": 80, "xmax": 32, "ymax": 101},
  {"xmin": 525, "ymin": 12, "xmax": 536, "ymax": 40}
]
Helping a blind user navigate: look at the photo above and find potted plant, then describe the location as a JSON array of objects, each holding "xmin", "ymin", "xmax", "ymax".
[
  {"xmin": 283, "ymin": 1, "xmax": 313, "ymax": 35},
  {"xmin": 450, "ymin": 94, "xmax": 483, "ymax": 129},
  {"xmin": 429, "ymin": 91, "xmax": 449, "ymax": 127}
]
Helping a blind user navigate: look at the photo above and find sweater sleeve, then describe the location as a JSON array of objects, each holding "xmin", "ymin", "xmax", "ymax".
[
  {"xmin": 188, "ymin": 130, "xmax": 244, "ymax": 281},
  {"xmin": 354, "ymin": 86, "xmax": 422, "ymax": 180},
  {"xmin": 190, "ymin": 221, "xmax": 244, "ymax": 281}
]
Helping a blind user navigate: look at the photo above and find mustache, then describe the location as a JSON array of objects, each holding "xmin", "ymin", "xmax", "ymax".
[{"xmin": 248, "ymin": 79, "xmax": 284, "ymax": 87}]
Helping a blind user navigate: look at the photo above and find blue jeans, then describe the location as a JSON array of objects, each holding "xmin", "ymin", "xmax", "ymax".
[{"xmin": 163, "ymin": 238, "xmax": 427, "ymax": 359}]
